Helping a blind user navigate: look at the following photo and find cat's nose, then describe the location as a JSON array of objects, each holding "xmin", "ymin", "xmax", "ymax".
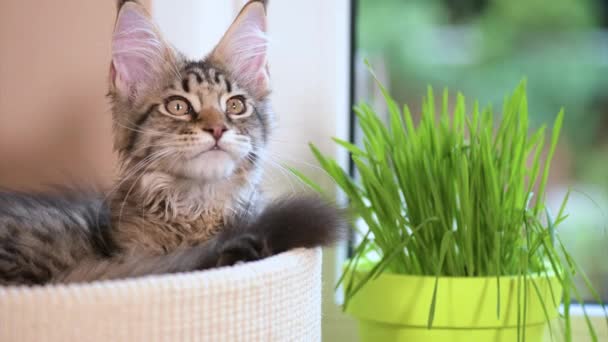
[{"xmin": 203, "ymin": 125, "xmax": 228, "ymax": 140}]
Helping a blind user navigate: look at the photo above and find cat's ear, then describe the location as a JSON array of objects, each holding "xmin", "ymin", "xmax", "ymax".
[
  {"xmin": 210, "ymin": 1, "xmax": 270, "ymax": 97},
  {"xmin": 110, "ymin": 2, "xmax": 174, "ymax": 99}
]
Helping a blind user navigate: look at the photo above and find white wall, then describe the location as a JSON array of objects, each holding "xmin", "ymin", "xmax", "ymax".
[
  {"xmin": 265, "ymin": 0, "xmax": 351, "ymax": 195},
  {"xmin": 152, "ymin": 1, "xmax": 234, "ymax": 59}
]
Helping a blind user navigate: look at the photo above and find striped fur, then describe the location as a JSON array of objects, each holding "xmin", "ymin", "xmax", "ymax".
[
  {"xmin": 0, "ymin": 0, "xmax": 346, "ymax": 285},
  {"xmin": 0, "ymin": 191, "xmax": 114, "ymax": 285},
  {"xmin": 108, "ymin": 0, "xmax": 274, "ymax": 253}
]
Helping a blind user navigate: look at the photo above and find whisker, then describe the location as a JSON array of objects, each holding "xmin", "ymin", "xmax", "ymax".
[
  {"xmin": 103, "ymin": 149, "xmax": 171, "ymax": 204},
  {"xmin": 96, "ymin": 149, "xmax": 172, "ymax": 227},
  {"xmin": 116, "ymin": 150, "xmax": 173, "ymax": 230},
  {"xmin": 126, "ymin": 142, "xmax": 181, "ymax": 157},
  {"xmin": 113, "ymin": 119, "xmax": 183, "ymax": 138},
  {"xmin": 252, "ymin": 146, "xmax": 332, "ymax": 175},
  {"xmin": 245, "ymin": 154, "xmax": 300, "ymax": 195}
]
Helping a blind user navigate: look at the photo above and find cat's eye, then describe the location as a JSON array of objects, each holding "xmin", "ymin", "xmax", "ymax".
[
  {"xmin": 165, "ymin": 97, "xmax": 191, "ymax": 116},
  {"xmin": 226, "ymin": 96, "xmax": 246, "ymax": 116}
]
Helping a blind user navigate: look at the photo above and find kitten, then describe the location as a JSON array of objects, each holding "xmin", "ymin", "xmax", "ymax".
[{"xmin": 0, "ymin": 0, "xmax": 345, "ymax": 285}]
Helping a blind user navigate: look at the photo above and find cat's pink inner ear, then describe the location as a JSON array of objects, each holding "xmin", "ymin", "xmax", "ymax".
[
  {"xmin": 111, "ymin": 3, "xmax": 167, "ymax": 97},
  {"xmin": 213, "ymin": 2, "xmax": 270, "ymax": 93}
]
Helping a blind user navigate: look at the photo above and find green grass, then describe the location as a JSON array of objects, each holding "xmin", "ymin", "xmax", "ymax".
[{"xmin": 293, "ymin": 68, "xmax": 607, "ymax": 341}]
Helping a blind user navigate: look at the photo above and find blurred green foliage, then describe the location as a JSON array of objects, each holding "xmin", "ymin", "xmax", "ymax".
[{"xmin": 357, "ymin": 0, "xmax": 607, "ymax": 157}]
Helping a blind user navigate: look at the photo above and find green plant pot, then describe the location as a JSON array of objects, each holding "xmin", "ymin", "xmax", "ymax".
[{"xmin": 345, "ymin": 271, "xmax": 562, "ymax": 342}]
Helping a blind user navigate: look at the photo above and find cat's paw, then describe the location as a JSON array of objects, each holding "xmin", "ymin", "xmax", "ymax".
[{"xmin": 216, "ymin": 233, "xmax": 270, "ymax": 267}]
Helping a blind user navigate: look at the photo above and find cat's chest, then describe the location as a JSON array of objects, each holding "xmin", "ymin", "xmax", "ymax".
[
  {"xmin": 156, "ymin": 211, "xmax": 226, "ymax": 250},
  {"xmin": 118, "ymin": 208, "xmax": 227, "ymax": 253}
]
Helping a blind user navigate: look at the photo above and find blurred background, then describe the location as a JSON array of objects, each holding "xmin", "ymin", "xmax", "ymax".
[
  {"xmin": 355, "ymin": 0, "xmax": 608, "ymax": 304},
  {"xmin": 0, "ymin": 1, "xmax": 120, "ymax": 189}
]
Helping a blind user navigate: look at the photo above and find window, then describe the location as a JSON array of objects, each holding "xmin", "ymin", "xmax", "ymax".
[{"xmin": 353, "ymin": 0, "xmax": 608, "ymax": 304}]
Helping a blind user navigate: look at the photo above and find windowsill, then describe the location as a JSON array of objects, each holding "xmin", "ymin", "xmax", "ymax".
[
  {"xmin": 324, "ymin": 302, "xmax": 608, "ymax": 341},
  {"xmin": 555, "ymin": 304, "xmax": 608, "ymax": 341},
  {"xmin": 565, "ymin": 303, "xmax": 607, "ymax": 317}
]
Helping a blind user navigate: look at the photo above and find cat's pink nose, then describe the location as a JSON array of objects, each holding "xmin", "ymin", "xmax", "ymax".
[{"xmin": 204, "ymin": 125, "xmax": 228, "ymax": 140}]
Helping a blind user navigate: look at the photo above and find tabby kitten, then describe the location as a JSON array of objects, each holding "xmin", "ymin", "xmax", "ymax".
[{"xmin": 0, "ymin": 0, "xmax": 345, "ymax": 285}]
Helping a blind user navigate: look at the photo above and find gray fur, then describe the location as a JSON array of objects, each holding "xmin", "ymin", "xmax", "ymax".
[
  {"xmin": 0, "ymin": 191, "xmax": 114, "ymax": 284},
  {"xmin": 0, "ymin": 1, "xmax": 345, "ymax": 286}
]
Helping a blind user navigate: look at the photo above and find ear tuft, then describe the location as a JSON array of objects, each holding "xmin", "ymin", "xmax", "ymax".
[
  {"xmin": 210, "ymin": 2, "xmax": 270, "ymax": 97},
  {"xmin": 251, "ymin": 0, "xmax": 268, "ymax": 8},
  {"xmin": 116, "ymin": 0, "xmax": 139, "ymax": 10},
  {"xmin": 111, "ymin": 2, "xmax": 172, "ymax": 99}
]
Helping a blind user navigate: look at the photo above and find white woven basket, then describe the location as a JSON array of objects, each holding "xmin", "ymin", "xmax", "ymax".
[{"xmin": 0, "ymin": 248, "xmax": 322, "ymax": 342}]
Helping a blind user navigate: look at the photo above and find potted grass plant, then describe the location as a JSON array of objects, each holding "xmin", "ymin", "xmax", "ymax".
[{"xmin": 293, "ymin": 72, "xmax": 607, "ymax": 341}]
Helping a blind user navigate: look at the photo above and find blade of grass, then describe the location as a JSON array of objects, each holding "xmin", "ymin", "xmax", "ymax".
[{"xmin": 428, "ymin": 230, "xmax": 453, "ymax": 328}]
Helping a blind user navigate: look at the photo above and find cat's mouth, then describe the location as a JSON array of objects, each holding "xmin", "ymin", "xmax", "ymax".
[{"xmin": 192, "ymin": 145, "xmax": 226, "ymax": 159}]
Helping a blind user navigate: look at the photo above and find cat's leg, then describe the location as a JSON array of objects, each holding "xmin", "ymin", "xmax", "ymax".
[
  {"xmin": 55, "ymin": 234, "xmax": 266, "ymax": 283},
  {"xmin": 216, "ymin": 233, "xmax": 271, "ymax": 267},
  {"xmin": 0, "ymin": 192, "xmax": 113, "ymax": 285},
  {"xmin": 56, "ymin": 243, "xmax": 218, "ymax": 283}
]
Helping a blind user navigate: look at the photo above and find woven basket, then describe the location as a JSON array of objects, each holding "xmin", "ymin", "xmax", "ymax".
[{"xmin": 0, "ymin": 248, "xmax": 322, "ymax": 342}]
